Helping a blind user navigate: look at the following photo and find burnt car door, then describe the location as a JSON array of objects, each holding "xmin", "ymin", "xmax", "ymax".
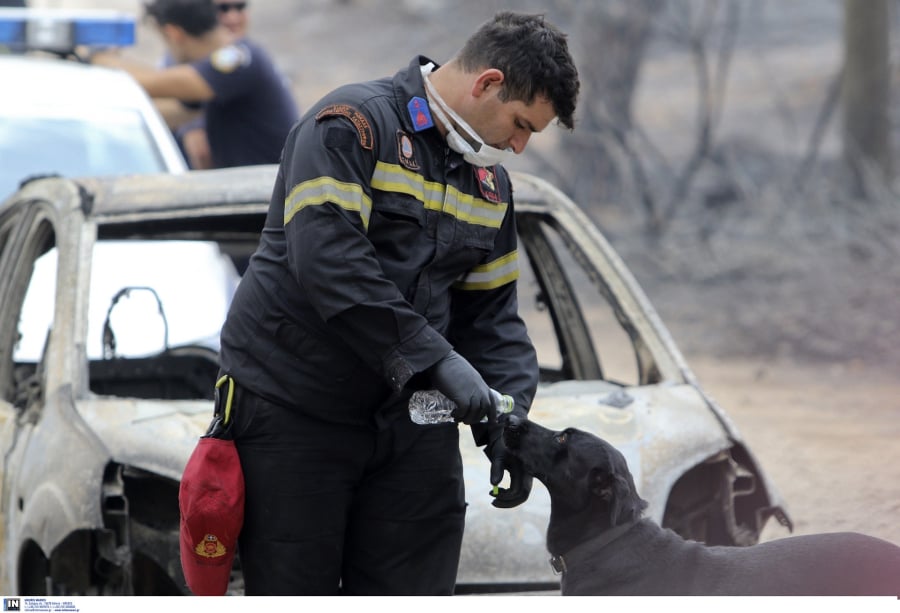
[{"xmin": 0, "ymin": 190, "xmax": 118, "ymax": 595}]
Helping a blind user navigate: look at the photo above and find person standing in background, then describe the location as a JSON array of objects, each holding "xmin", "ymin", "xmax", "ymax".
[
  {"xmin": 93, "ymin": 0, "xmax": 297, "ymax": 169},
  {"xmin": 173, "ymin": 0, "xmax": 253, "ymax": 168},
  {"xmin": 214, "ymin": 0, "xmax": 249, "ymax": 39}
]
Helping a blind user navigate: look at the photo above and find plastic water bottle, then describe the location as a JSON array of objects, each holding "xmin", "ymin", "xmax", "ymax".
[{"xmin": 408, "ymin": 388, "xmax": 514, "ymax": 425}]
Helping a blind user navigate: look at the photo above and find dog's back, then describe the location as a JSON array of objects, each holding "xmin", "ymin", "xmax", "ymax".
[
  {"xmin": 503, "ymin": 415, "xmax": 900, "ymax": 596},
  {"xmin": 562, "ymin": 519, "xmax": 900, "ymax": 596}
]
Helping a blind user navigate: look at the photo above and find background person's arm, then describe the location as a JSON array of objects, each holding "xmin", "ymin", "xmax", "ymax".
[{"xmin": 91, "ymin": 50, "xmax": 215, "ymax": 102}]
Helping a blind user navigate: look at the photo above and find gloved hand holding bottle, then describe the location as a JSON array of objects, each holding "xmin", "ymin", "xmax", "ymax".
[{"xmin": 428, "ymin": 349, "xmax": 495, "ymax": 425}]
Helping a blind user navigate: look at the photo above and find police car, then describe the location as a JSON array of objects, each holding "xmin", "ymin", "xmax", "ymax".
[{"xmin": 0, "ymin": 8, "xmax": 186, "ymax": 199}]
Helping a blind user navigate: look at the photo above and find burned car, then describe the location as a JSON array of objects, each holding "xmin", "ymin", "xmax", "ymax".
[{"xmin": 0, "ymin": 166, "xmax": 790, "ymax": 595}]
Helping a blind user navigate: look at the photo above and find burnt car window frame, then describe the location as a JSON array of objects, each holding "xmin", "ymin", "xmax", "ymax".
[{"xmin": 0, "ymin": 200, "xmax": 58, "ymax": 408}]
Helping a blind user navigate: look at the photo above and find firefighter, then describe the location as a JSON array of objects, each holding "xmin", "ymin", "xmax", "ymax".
[{"xmin": 218, "ymin": 11, "xmax": 580, "ymax": 595}]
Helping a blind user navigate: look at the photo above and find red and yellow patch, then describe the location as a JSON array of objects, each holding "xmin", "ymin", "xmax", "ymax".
[
  {"xmin": 476, "ymin": 167, "xmax": 501, "ymax": 203},
  {"xmin": 195, "ymin": 533, "xmax": 227, "ymax": 559}
]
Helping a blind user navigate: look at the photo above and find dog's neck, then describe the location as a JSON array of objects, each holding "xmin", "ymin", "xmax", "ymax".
[
  {"xmin": 547, "ymin": 498, "xmax": 640, "ymax": 557},
  {"xmin": 549, "ymin": 518, "xmax": 643, "ymax": 576}
]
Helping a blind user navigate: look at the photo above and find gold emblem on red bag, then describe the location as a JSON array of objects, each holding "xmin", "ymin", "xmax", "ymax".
[{"xmin": 196, "ymin": 533, "xmax": 227, "ymax": 558}]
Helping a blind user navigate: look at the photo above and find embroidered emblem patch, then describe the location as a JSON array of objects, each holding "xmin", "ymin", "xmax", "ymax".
[
  {"xmin": 195, "ymin": 533, "xmax": 227, "ymax": 558},
  {"xmin": 407, "ymin": 96, "xmax": 434, "ymax": 132},
  {"xmin": 397, "ymin": 131, "xmax": 419, "ymax": 170},
  {"xmin": 315, "ymin": 104, "xmax": 374, "ymax": 150},
  {"xmin": 210, "ymin": 44, "xmax": 247, "ymax": 73},
  {"xmin": 476, "ymin": 167, "xmax": 501, "ymax": 203}
]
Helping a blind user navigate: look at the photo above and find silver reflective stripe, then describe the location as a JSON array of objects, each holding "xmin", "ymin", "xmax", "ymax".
[
  {"xmin": 454, "ymin": 250, "xmax": 519, "ymax": 291},
  {"xmin": 284, "ymin": 176, "xmax": 373, "ymax": 229},
  {"xmin": 371, "ymin": 161, "xmax": 444, "ymax": 210},
  {"xmin": 372, "ymin": 161, "xmax": 507, "ymax": 228}
]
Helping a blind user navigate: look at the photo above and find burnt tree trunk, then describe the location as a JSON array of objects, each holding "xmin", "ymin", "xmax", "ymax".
[
  {"xmin": 841, "ymin": 0, "xmax": 892, "ymax": 196},
  {"xmin": 565, "ymin": 0, "xmax": 664, "ymax": 210}
]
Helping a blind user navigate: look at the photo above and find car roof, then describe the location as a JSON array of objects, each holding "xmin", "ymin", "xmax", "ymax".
[
  {"xmin": 77, "ymin": 166, "xmax": 280, "ymax": 222},
  {"xmin": 2, "ymin": 55, "xmax": 161, "ymax": 110},
  {"xmin": 14, "ymin": 165, "xmax": 568, "ymax": 224}
]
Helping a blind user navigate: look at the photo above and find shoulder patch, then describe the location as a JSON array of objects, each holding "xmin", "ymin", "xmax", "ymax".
[
  {"xmin": 475, "ymin": 167, "xmax": 501, "ymax": 203},
  {"xmin": 315, "ymin": 104, "xmax": 374, "ymax": 150},
  {"xmin": 407, "ymin": 96, "xmax": 433, "ymax": 132},
  {"xmin": 396, "ymin": 130, "xmax": 419, "ymax": 170},
  {"xmin": 210, "ymin": 44, "xmax": 249, "ymax": 73}
]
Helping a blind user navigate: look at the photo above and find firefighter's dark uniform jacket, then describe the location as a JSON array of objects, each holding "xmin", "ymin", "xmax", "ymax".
[{"xmin": 219, "ymin": 56, "xmax": 539, "ymax": 430}]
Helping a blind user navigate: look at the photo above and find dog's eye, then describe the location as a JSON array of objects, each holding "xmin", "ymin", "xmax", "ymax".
[{"xmin": 555, "ymin": 432, "xmax": 568, "ymax": 445}]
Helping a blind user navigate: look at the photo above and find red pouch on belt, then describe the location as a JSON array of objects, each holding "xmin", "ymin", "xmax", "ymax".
[{"xmin": 179, "ymin": 375, "xmax": 244, "ymax": 596}]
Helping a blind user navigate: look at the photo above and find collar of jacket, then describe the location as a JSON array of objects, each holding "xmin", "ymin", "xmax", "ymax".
[
  {"xmin": 549, "ymin": 519, "xmax": 642, "ymax": 575},
  {"xmin": 392, "ymin": 55, "xmax": 473, "ymax": 172},
  {"xmin": 393, "ymin": 55, "xmax": 442, "ymax": 136}
]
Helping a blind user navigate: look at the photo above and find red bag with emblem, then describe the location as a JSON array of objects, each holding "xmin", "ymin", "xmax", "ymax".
[{"xmin": 179, "ymin": 376, "xmax": 244, "ymax": 596}]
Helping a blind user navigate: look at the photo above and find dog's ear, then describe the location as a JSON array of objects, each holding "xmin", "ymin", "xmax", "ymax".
[{"xmin": 590, "ymin": 469, "xmax": 648, "ymax": 526}]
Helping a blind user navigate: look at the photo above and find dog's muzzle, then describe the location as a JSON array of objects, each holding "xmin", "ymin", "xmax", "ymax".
[{"xmin": 502, "ymin": 411, "xmax": 527, "ymax": 451}]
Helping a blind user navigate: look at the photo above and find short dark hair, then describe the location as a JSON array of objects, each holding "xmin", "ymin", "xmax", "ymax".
[
  {"xmin": 144, "ymin": 0, "xmax": 219, "ymax": 36},
  {"xmin": 456, "ymin": 12, "xmax": 580, "ymax": 130}
]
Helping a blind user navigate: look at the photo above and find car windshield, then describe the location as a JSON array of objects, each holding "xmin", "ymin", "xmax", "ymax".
[
  {"xmin": 15, "ymin": 240, "xmax": 240, "ymax": 362},
  {"xmin": 0, "ymin": 107, "xmax": 167, "ymax": 199}
]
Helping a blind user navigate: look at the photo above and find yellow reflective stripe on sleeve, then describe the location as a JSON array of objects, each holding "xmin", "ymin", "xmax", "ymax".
[
  {"xmin": 284, "ymin": 177, "xmax": 373, "ymax": 229},
  {"xmin": 372, "ymin": 161, "xmax": 507, "ymax": 229},
  {"xmin": 453, "ymin": 250, "xmax": 519, "ymax": 291}
]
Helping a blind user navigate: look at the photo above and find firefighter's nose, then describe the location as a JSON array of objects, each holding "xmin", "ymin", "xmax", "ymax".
[{"xmin": 509, "ymin": 132, "xmax": 531, "ymax": 154}]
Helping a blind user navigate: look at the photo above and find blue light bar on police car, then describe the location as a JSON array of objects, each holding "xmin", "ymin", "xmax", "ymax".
[{"xmin": 0, "ymin": 8, "xmax": 134, "ymax": 52}]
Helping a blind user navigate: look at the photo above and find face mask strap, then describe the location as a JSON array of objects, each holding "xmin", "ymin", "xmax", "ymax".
[
  {"xmin": 424, "ymin": 80, "xmax": 476, "ymax": 156},
  {"xmin": 421, "ymin": 64, "xmax": 514, "ymax": 167}
]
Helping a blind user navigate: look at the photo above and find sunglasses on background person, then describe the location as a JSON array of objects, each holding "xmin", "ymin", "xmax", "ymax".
[{"xmin": 216, "ymin": 2, "xmax": 247, "ymax": 13}]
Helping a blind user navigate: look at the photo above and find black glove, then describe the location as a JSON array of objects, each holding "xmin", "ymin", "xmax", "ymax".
[
  {"xmin": 484, "ymin": 407, "xmax": 533, "ymax": 508},
  {"xmin": 429, "ymin": 350, "xmax": 494, "ymax": 425}
]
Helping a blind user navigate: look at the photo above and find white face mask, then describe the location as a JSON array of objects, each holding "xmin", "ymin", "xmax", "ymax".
[{"xmin": 421, "ymin": 63, "xmax": 514, "ymax": 167}]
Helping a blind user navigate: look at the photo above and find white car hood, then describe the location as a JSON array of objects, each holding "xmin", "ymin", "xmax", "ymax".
[
  {"xmin": 76, "ymin": 397, "xmax": 213, "ymax": 481},
  {"xmin": 74, "ymin": 380, "xmax": 749, "ymax": 587},
  {"xmin": 457, "ymin": 379, "xmax": 733, "ymax": 584}
]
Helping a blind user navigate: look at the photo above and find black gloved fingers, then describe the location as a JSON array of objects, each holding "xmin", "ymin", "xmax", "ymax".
[
  {"xmin": 466, "ymin": 383, "xmax": 494, "ymax": 424},
  {"xmin": 490, "ymin": 456, "xmax": 534, "ymax": 509},
  {"xmin": 491, "ymin": 474, "xmax": 533, "ymax": 508},
  {"xmin": 449, "ymin": 390, "xmax": 492, "ymax": 424},
  {"xmin": 431, "ymin": 350, "xmax": 492, "ymax": 424},
  {"xmin": 489, "ymin": 452, "xmax": 505, "ymax": 486},
  {"xmin": 485, "ymin": 418, "xmax": 533, "ymax": 508}
]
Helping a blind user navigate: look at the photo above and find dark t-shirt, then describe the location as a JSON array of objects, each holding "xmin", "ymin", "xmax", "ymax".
[{"xmin": 192, "ymin": 39, "xmax": 299, "ymax": 168}]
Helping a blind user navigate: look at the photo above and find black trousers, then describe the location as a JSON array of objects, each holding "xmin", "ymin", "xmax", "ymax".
[{"xmin": 229, "ymin": 381, "xmax": 467, "ymax": 595}]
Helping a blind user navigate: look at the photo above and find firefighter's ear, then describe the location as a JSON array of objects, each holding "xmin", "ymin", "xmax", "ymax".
[{"xmin": 472, "ymin": 69, "xmax": 504, "ymax": 97}]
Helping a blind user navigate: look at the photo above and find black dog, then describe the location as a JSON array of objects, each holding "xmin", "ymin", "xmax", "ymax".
[{"xmin": 503, "ymin": 414, "xmax": 900, "ymax": 595}]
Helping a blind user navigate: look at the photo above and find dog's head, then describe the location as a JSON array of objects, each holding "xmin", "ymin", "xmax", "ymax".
[{"xmin": 503, "ymin": 413, "xmax": 648, "ymax": 530}]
